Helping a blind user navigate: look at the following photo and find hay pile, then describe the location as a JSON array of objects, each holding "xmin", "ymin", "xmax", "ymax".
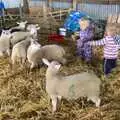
[{"xmin": 0, "ymin": 27, "xmax": 119, "ymax": 120}]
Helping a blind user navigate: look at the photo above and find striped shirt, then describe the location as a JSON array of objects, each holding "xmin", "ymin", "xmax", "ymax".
[{"xmin": 89, "ymin": 36, "xmax": 120, "ymax": 59}]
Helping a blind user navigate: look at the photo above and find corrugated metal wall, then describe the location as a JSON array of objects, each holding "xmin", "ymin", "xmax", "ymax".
[
  {"xmin": 77, "ymin": 3, "xmax": 120, "ymax": 19},
  {"xmin": 29, "ymin": 0, "xmax": 47, "ymax": 7}
]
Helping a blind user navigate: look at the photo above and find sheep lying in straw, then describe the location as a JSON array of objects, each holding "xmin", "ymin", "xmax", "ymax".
[
  {"xmin": 42, "ymin": 58, "xmax": 101, "ymax": 113},
  {"xmin": 27, "ymin": 42, "xmax": 66, "ymax": 69}
]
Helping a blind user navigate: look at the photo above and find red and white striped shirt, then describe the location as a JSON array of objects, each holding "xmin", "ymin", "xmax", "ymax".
[{"xmin": 89, "ymin": 36, "xmax": 120, "ymax": 59}]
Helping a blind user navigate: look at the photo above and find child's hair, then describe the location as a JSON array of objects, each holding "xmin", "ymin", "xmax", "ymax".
[
  {"xmin": 79, "ymin": 18, "xmax": 90, "ymax": 24},
  {"xmin": 79, "ymin": 18, "xmax": 90, "ymax": 30},
  {"xmin": 105, "ymin": 24, "xmax": 117, "ymax": 35}
]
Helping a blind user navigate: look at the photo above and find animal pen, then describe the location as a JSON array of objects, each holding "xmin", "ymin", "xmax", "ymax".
[{"xmin": 0, "ymin": 0, "xmax": 120, "ymax": 120}]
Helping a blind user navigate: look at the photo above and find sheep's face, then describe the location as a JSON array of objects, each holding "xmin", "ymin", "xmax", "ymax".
[
  {"xmin": 17, "ymin": 21, "xmax": 27, "ymax": 29},
  {"xmin": 50, "ymin": 61, "xmax": 61, "ymax": 73},
  {"xmin": 1, "ymin": 30, "xmax": 12, "ymax": 38},
  {"xmin": 42, "ymin": 58, "xmax": 61, "ymax": 74},
  {"xmin": 27, "ymin": 24, "xmax": 40, "ymax": 31}
]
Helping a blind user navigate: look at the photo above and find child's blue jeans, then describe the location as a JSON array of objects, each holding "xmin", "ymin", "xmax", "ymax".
[{"xmin": 103, "ymin": 58, "xmax": 117, "ymax": 75}]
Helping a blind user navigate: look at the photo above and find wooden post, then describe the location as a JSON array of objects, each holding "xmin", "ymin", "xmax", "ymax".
[
  {"xmin": 2, "ymin": 8, "xmax": 5, "ymax": 27},
  {"xmin": 23, "ymin": 0, "xmax": 29, "ymax": 14},
  {"xmin": 73, "ymin": 0, "xmax": 77, "ymax": 10},
  {"xmin": 47, "ymin": 0, "xmax": 52, "ymax": 8},
  {"xmin": 60, "ymin": 0, "xmax": 62, "ymax": 20},
  {"xmin": 19, "ymin": 3, "xmax": 22, "ymax": 19}
]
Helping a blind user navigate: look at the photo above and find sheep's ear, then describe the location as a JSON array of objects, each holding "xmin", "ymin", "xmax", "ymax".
[
  {"xmin": 16, "ymin": 22, "xmax": 20, "ymax": 24},
  {"xmin": 37, "ymin": 27, "xmax": 40, "ymax": 30},
  {"xmin": 9, "ymin": 29, "xmax": 12, "ymax": 32},
  {"xmin": 42, "ymin": 58, "xmax": 50, "ymax": 66},
  {"xmin": 35, "ymin": 24, "xmax": 39, "ymax": 27},
  {"xmin": 24, "ymin": 21, "xmax": 28, "ymax": 24}
]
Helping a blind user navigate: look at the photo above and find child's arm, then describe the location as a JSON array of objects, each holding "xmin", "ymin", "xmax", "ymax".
[
  {"xmin": 88, "ymin": 38, "xmax": 107, "ymax": 46},
  {"xmin": 80, "ymin": 30, "xmax": 94, "ymax": 41}
]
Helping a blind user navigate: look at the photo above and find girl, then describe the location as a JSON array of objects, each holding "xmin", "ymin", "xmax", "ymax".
[
  {"xmin": 87, "ymin": 25, "xmax": 120, "ymax": 75},
  {"xmin": 77, "ymin": 18, "xmax": 94, "ymax": 63}
]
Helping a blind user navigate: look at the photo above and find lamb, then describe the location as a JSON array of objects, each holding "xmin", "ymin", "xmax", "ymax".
[
  {"xmin": 10, "ymin": 26, "xmax": 40, "ymax": 46},
  {"xmin": 42, "ymin": 58, "xmax": 101, "ymax": 113},
  {"xmin": 26, "ymin": 24, "xmax": 40, "ymax": 39},
  {"xmin": 10, "ymin": 21, "xmax": 28, "ymax": 33},
  {"xmin": 0, "ymin": 30, "xmax": 12, "ymax": 56},
  {"xmin": 11, "ymin": 37, "xmax": 31, "ymax": 65},
  {"xmin": 27, "ymin": 44, "xmax": 66, "ymax": 69}
]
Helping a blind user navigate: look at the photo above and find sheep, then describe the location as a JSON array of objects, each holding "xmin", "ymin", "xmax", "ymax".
[
  {"xmin": 27, "ymin": 44, "xmax": 66, "ymax": 69},
  {"xmin": 42, "ymin": 58, "xmax": 101, "ymax": 113},
  {"xmin": 10, "ymin": 26, "xmax": 40, "ymax": 46},
  {"xmin": 27, "ymin": 24, "xmax": 39, "ymax": 31},
  {"xmin": 10, "ymin": 21, "xmax": 28, "ymax": 33},
  {"xmin": 11, "ymin": 37, "xmax": 31, "ymax": 65},
  {"xmin": 0, "ymin": 30, "xmax": 12, "ymax": 56},
  {"xmin": 26, "ymin": 24, "xmax": 40, "ymax": 39}
]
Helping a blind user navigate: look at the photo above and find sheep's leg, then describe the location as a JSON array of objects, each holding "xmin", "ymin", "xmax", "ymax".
[
  {"xmin": 51, "ymin": 95, "xmax": 57, "ymax": 113},
  {"xmin": 0, "ymin": 51, "xmax": 4, "ymax": 57},
  {"xmin": 58, "ymin": 96, "xmax": 62, "ymax": 101},
  {"xmin": 6, "ymin": 49, "xmax": 11, "ymax": 56},
  {"xmin": 30, "ymin": 62, "xmax": 36, "ymax": 69},
  {"xmin": 22, "ymin": 58, "xmax": 26, "ymax": 64},
  {"xmin": 89, "ymin": 96, "xmax": 101, "ymax": 107},
  {"xmin": 11, "ymin": 58, "xmax": 16, "ymax": 70}
]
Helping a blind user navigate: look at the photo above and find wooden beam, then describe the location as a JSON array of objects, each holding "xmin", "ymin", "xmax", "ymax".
[
  {"xmin": 73, "ymin": 0, "xmax": 77, "ymax": 10},
  {"xmin": 47, "ymin": 0, "xmax": 52, "ymax": 7}
]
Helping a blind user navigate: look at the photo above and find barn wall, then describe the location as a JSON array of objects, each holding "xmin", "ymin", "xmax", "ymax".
[
  {"xmin": 77, "ymin": 3, "xmax": 120, "ymax": 19},
  {"xmin": 3, "ymin": 0, "xmax": 21, "ymax": 8}
]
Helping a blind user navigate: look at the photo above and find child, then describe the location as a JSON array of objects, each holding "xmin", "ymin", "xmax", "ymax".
[
  {"xmin": 87, "ymin": 25, "xmax": 120, "ymax": 75},
  {"xmin": 77, "ymin": 18, "xmax": 94, "ymax": 63}
]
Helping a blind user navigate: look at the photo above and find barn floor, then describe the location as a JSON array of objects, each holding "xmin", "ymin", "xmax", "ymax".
[{"xmin": 0, "ymin": 24, "xmax": 120, "ymax": 120}]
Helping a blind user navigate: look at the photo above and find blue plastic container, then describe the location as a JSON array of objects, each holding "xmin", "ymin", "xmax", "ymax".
[
  {"xmin": 0, "ymin": 2, "xmax": 5, "ymax": 16},
  {"xmin": 63, "ymin": 11, "xmax": 90, "ymax": 32},
  {"xmin": 0, "ymin": 2, "xmax": 4, "ymax": 9}
]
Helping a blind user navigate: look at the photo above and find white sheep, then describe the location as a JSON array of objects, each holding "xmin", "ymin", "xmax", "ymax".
[
  {"xmin": 10, "ymin": 26, "xmax": 40, "ymax": 46},
  {"xmin": 0, "ymin": 30, "xmax": 12, "ymax": 56},
  {"xmin": 42, "ymin": 58, "xmax": 101, "ymax": 113},
  {"xmin": 11, "ymin": 37, "xmax": 31, "ymax": 65},
  {"xmin": 27, "ymin": 44, "xmax": 66, "ymax": 69},
  {"xmin": 10, "ymin": 21, "xmax": 28, "ymax": 33},
  {"xmin": 26, "ymin": 24, "xmax": 40, "ymax": 39}
]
